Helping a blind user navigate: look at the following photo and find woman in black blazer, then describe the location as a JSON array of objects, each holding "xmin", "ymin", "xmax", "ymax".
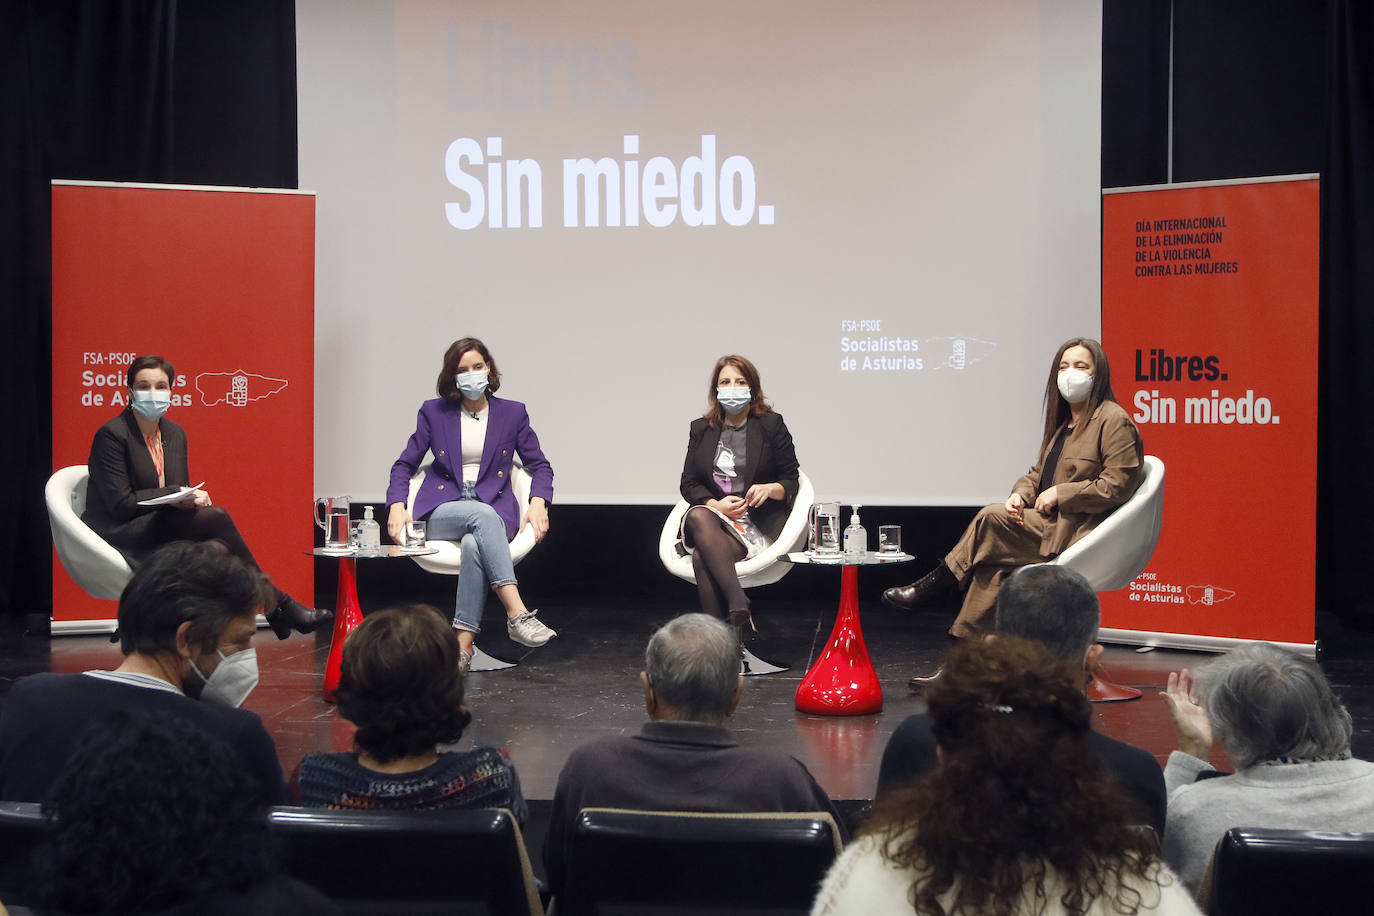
[
  {"xmin": 82, "ymin": 355, "xmax": 330, "ymax": 639},
  {"xmin": 678, "ymin": 355, "xmax": 800, "ymax": 641}
]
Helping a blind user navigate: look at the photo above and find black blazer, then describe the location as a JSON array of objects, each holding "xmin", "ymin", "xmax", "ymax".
[
  {"xmin": 82, "ymin": 407, "xmax": 191, "ymax": 556},
  {"xmin": 679, "ymin": 412, "xmax": 800, "ymax": 541}
]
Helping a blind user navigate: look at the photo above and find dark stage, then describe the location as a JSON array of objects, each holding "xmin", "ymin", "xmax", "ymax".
[{"xmin": 5, "ymin": 587, "xmax": 1374, "ymax": 881}]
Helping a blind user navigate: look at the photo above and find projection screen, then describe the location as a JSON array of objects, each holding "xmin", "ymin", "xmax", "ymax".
[{"xmin": 297, "ymin": 0, "xmax": 1102, "ymax": 505}]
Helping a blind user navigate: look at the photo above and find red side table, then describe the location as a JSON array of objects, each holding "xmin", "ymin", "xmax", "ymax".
[
  {"xmin": 309, "ymin": 546, "xmax": 436, "ymax": 702},
  {"xmin": 789, "ymin": 551, "xmax": 913, "ymax": 716}
]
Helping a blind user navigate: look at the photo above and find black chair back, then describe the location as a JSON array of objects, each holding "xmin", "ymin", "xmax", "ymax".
[
  {"xmin": 0, "ymin": 801, "xmax": 46, "ymax": 905},
  {"xmin": 268, "ymin": 806, "xmax": 543, "ymax": 915},
  {"xmin": 1209, "ymin": 826, "xmax": 1374, "ymax": 916},
  {"xmin": 558, "ymin": 808, "xmax": 842, "ymax": 916}
]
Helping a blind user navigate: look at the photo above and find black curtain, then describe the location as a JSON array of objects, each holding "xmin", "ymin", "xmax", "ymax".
[
  {"xmin": 1318, "ymin": 0, "xmax": 1374, "ymax": 629},
  {"xmin": 0, "ymin": 0, "xmax": 296, "ymax": 624}
]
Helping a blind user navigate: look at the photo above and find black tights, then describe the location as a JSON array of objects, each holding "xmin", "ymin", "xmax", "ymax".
[
  {"xmin": 684, "ymin": 507, "xmax": 748, "ymax": 618},
  {"xmin": 151, "ymin": 506, "xmax": 285, "ymax": 605}
]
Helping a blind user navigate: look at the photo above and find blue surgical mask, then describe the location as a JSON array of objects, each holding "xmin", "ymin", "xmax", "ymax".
[
  {"xmin": 130, "ymin": 389, "xmax": 171, "ymax": 420},
  {"xmin": 456, "ymin": 370, "xmax": 489, "ymax": 400},
  {"xmin": 717, "ymin": 387, "xmax": 751, "ymax": 414}
]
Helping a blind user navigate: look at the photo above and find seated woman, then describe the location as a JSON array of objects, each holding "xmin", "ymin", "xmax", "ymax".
[
  {"xmin": 812, "ymin": 637, "xmax": 1199, "ymax": 916},
  {"xmin": 678, "ymin": 355, "xmax": 800, "ymax": 643},
  {"xmin": 884, "ymin": 338, "xmax": 1143, "ymax": 649},
  {"xmin": 1160, "ymin": 643, "xmax": 1374, "ymax": 896},
  {"xmin": 386, "ymin": 337, "xmax": 555, "ymax": 674},
  {"xmin": 30, "ymin": 709, "xmax": 337, "ymax": 915},
  {"xmin": 82, "ymin": 355, "xmax": 330, "ymax": 639},
  {"xmin": 293, "ymin": 605, "xmax": 527, "ymax": 820}
]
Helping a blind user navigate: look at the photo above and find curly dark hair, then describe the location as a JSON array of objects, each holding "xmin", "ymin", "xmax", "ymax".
[
  {"xmin": 30, "ymin": 709, "xmax": 274, "ymax": 914},
  {"xmin": 335, "ymin": 605, "xmax": 473, "ymax": 763},
  {"xmin": 866, "ymin": 637, "xmax": 1166, "ymax": 916}
]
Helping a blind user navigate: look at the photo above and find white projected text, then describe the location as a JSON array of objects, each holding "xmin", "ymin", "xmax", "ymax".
[{"xmin": 445, "ymin": 134, "xmax": 775, "ymax": 230}]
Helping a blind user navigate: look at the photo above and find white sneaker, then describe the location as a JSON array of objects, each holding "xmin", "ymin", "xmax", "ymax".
[{"xmin": 507, "ymin": 609, "xmax": 556, "ymax": 647}]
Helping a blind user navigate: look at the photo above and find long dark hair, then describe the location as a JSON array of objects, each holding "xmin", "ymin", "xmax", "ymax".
[
  {"xmin": 702, "ymin": 354, "xmax": 775, "ymax": 428},
  {"xmin": 1041, "ymin": 337, "xmax": 1116, "ymax": 450},
  {"xmin": 436, "ymin": 337, "xmax": 502, "ymax": 400},
  {"xmin": 866, "ymin": 637, "xmax": 1166, "ymax": 916}
]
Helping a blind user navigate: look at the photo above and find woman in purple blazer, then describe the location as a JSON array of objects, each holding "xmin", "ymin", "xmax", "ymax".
[{"xmin": 386, "ymin": 338, "xmax": 556, "ymax": 673}]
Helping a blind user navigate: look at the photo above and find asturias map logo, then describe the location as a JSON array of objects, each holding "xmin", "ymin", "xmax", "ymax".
[{"xmin": 195, "ymin": 371, "xmax": 288, "ymax": 407}]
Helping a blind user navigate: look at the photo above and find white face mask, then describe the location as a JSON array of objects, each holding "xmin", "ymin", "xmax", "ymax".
[
  {"xmin": 1057, "ymin": 368, "xmax": 1093, "ymax": 405},
  {"xmin": 456, "ymin": 369, "xmax": 489, "ymax": 400},
  {"xmin": 190, "ymin": 647, "xmax": 259, "ymax": 708},
  {"xmin": 130, "ymin": 389, "xmax": 172, "ymax": 420},
  {"xmin": 717, "ymin": 387, "xmax": 751, "ymax": 414}
]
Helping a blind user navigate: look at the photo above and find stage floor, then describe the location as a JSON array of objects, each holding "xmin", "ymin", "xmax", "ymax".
[{"xmin": 6, "ymin": 597, "xmax": 1374, "ymax": 804}]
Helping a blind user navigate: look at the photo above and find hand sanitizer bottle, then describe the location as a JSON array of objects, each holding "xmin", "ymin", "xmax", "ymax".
[
  {"xmin": 844, "ymin": 504, "xmax": 867, "ymax": 558},
  {"xmin": 359, "ymin": 505, "xmax": 382, "ymax": 552}
]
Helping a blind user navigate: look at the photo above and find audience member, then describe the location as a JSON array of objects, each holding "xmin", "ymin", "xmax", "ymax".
[
  {"xmin": 0, "ymin": 541, "xmax": 285, "ymax": 804},
  {"xmin": 1161, "ymin": 642, "xmax": 1374, "ymax": 895},
  {"xmin": 29, "ymin": 710, "xmax": 337, "ymax": 915},
  {"xmin": 876, "ymin": 565, "xmax": 1165, "ymax": 834},
  {"xmin": 544, "ymin": 613, "xmax": 845, "ymax": 899},
  {"xmin": 293, "ymin": 605, "xmax": 526, "ymax": 819},
  {"xmin": 813, "ymin": 637, "xmax": 1198, "ymax": 915}
]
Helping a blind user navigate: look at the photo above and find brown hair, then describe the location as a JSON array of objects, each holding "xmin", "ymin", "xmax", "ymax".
[
  {"xmin": 1041, "ymin": 337, "xmax": 1116, "ymax": 451},
  {"xmin": 436, "ymin": 337, "xmax": 501, "ymax": 400},
  {"xmin": 866, "ymin": 637, "xmax": 1165, "ymax": 916},
  {"xmin": 126, "ymin": 355, "xmax": 175, "ymax": 389},
  {"xmin": 702, "ymin": 354, "xmax": 774, "ymax": 428},
  {"xmin": 336, "ymin": 605, "xmax": 472, "ymax": 763}
]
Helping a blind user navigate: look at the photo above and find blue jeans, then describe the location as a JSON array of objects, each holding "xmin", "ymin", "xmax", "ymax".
[{"xmin": 425, "ymin": 488, "xmax": 516, "ymax": 634}]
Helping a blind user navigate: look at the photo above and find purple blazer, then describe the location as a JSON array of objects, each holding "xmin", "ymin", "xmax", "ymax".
[{"xmin": 386, "ymin": 396, "xmax": 554, "ymax": 540}]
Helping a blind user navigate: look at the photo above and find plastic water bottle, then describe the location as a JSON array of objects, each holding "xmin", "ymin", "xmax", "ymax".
[
  {"xmin": 358, "ymin": 505, "xmax": 382, "ymax": 552},
  {"xmin": 844, "ymin": 504, "xmax": 867, "ymax": 558}
]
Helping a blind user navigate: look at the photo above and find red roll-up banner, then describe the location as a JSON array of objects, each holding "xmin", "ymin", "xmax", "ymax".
[
  {"xmin": 1100, "ymin": 176, "xmax": 1319, "ymax": 651},
  {"xmin": 51, "ymin": 181, "xmax": 315, "ymax": 631}
]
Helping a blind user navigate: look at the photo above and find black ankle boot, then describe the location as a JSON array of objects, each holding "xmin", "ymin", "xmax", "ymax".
[
  {"xmin": 266, "ymin": 596, "xmax": 333, "ymax": 640},
  {"xmin": 882, "ymin": 563, "xmax": 958, "ymax": 611}
]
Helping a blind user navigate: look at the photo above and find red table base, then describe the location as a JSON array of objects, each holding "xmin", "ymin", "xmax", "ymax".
[
  {"xmin": 795, "ymin": 564, "xmax": 884, "ymax": 716},
  {"xmin": 321, "ymin": 558, "xmax": 363, "ymax": 703}
]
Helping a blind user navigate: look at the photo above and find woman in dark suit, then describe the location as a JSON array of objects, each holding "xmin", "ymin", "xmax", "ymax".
[
  {"xmin": 386, "ymin": 337, "xmax": 556, "ymax": 675},
  {"xmin": 82, "ymin": 355, "xmax": 331, "ymax": 639},
  {"xmin": 679, "ymin": 355, "xmax": 800, "ymax": 640}
]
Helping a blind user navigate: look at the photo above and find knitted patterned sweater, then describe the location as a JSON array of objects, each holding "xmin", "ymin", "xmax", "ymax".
[{"xmin": 293, "ymin": 747, "xmax": 527, "ymax": 823}]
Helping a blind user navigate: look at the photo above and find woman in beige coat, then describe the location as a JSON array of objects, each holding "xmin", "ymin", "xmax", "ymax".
[{"xmin": 884, "ymin": 337, "xmax": 1144, "ymax": 642}]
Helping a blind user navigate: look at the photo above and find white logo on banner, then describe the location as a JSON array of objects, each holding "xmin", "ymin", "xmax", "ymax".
[
  {"xmin": 1186, "ymin": 584, "xmax": 1236, "ymax": 607},
  {"xmin": 195, "ymin": 371, "xmax": 288, "ymax": 407}
]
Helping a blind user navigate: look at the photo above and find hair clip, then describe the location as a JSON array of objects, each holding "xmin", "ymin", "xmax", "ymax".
[{"xmin": 983, "ymin": 703, "xmax": 1013, "ymax": 714}]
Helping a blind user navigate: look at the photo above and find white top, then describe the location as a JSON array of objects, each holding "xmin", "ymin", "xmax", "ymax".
[
  {"xmin": 812, "ymin": 833, "xmax": 1202, "ymax": 916},
  {"xmin": 83, "ymin": 669, "xmax": 183, "ymax": 695},
  {"xmin": 459, "ymin": 404, "xmax": 488, "ymax": 484}
]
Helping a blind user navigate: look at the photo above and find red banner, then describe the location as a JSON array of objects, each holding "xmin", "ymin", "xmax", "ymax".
[
  {"xmin": 1101, "ymin": 177, "xmax": 1319, "ymax": 648},
  {"xmin": 51, "ymin": 182, "xmax": 315, "ymax": 627}
]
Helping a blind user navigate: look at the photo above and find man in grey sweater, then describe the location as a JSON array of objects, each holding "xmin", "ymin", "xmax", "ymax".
[{"xmin": 1161, "ymin": 642, "xmax": 1374, "ymax": 895}]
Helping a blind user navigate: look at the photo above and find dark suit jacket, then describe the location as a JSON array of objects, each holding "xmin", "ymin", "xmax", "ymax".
[
  {"xmin": 82, "ymin": 408, "xmax": 191, "ymax": 556},
  {"xmin": 875, "ymin": 711, "xmax": 1167, "ymax": 837},
  {"xmin": 679, "ymin": 412, "xmax": 800, "ymax": 541}
]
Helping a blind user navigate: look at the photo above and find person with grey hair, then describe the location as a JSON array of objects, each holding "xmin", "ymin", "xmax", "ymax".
[
  {"xmin": 542, "ymin": 613, "xmax": 844, "ymax": 901},
  {"xmin": 876, "ymin": 565, "xmax": 1167, "ymax": 834},
  {"xmin": 1161, "ymin": 643, "xmax": 1374, "ymax": 895}
]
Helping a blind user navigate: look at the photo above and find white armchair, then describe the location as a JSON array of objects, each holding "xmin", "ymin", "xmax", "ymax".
[
  {"xmin": 1042, "ymin": 455, "xmax": 1165, "ymax": 702},
  {"xmin": 45, "ymin": 465, "xmax": 132, "ymax": 601},
  {"xmin": 658, "ymin": 471, "xmax": 815, "ymax": 589}
]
